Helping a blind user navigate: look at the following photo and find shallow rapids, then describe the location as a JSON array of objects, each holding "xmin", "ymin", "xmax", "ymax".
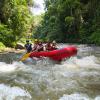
[{"xmin": 0, "ymin": 44, "xmax": 100, "ymax": 100}]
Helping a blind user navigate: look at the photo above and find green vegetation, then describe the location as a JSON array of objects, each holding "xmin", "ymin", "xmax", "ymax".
[
  {"xmin": 0, "ymin": 0, "xmax": 34, "ymax": 47},
  {"xmin": 0, "ymin": 42, "xmax": 6, "ymax": 50},
  {"xmin": 0, "ymin": 0, "xmax": 100, "ymax": 48},
  {"xmin": 33, "ymin": 0, "xmax": 100, "ymax": 45}
]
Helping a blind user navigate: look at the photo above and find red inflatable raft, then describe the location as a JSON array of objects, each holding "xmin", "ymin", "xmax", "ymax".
[{"xmin": 29, "ymin": 46, "xmax": 77, "ymax": 61}]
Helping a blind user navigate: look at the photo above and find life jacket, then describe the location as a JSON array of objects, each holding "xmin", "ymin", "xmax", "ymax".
[
  {"xmin": 51, "ymin": 43, "xmax": 58, "ymax": 50},
  {"xmin": 37, "ymin": 43, "xmax": 44, "ymax": 52},
  {"xmin": 46, "ymin": 43, "xmax": 53, "ymax": 51},
  {"xmin": 25, "ymin": 43, "xmax": 32, "ymax": 53},
  {"xmin": 32, "ymin": 43, "xmax": 38, "ymax": 51}
]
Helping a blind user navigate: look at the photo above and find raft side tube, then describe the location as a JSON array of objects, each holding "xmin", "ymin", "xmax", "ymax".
[{"xmin": 29, "ymin": 46, "xmax": 77, "ymax": 61}]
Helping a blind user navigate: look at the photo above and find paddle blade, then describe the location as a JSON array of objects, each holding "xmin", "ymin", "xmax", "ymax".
[{"xmin": 20, "ymin": 53, "xmax": 30, "ymax": 61}]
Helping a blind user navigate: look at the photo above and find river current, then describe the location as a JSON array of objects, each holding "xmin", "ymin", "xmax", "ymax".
[{"xmin": 0, "ymin": 44, "xmax": 100, "ymax": 100}]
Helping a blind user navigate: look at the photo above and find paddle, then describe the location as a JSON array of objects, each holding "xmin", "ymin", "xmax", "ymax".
[{"xmin": 19, "ymin": 53, "xmax": 30, "ymax": 61}]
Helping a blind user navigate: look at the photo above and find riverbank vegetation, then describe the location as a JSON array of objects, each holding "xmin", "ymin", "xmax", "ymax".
[
  {"xmin": 0, "ymin": 0, "xmax": 34, "ymax": 47},
  {"xmin": 33, "ymin": 0, "xmax": 100, "ymax": 45},
  {"xmin": 0, "ymin": 0, "xmax": 100, "ymax": 50}
]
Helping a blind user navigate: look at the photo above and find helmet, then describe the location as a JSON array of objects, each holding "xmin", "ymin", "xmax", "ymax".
[
  {"xmin": 34, "ymin": 39, "xmax": 38, "ymax": 42},
  {"xmin": 52, "ymin": 40, "xmax": 56, "ymax": 43}
]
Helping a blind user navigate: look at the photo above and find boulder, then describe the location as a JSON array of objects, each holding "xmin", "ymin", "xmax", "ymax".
[{"xmin": 15, "ymin": 43, "xmax": 24, "ymax": 49}]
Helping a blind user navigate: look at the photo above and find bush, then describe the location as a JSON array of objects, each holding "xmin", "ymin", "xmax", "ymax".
[
  {"xmin": 0, "ymin": 42, "xmax": 6, "ymax": 51},
  {"xmin": 90, "ymin": 29, "xmax": 100, "ymax": 45}
]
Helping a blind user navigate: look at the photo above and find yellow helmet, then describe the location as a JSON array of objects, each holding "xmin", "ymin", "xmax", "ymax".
[
  {"xmin": 34, "ymin": 39, "xmax": 38, "ymax": 42},
  {"xmin": 52, "ymin": 40, "xmax": 56, "ymax": 43}
]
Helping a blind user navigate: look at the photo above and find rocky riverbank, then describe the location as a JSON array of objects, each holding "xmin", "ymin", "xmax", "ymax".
[
  {"xmin": 0, "ymin": 43, "xmax": 25, "ymax": 53},
  {"xmin": 0, "ymin": 47, "xmax": 25, "ymax": 54}
]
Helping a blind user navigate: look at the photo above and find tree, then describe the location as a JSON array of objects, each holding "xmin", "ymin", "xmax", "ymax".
[
  {"xmin": 33, "ymin": 0, "xmax": 100, "ymax": 45},
  {"xmin": 0, "ymin": 0, "xmax": 34, "ymax": 47}
]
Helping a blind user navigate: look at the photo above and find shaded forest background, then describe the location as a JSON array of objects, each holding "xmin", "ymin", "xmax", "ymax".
[{"xmin": 0, "ymin": 0, "xmax": 100, "ymax": 48}]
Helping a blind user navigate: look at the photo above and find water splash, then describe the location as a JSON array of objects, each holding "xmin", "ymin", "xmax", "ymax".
[
  {"xmin": 0, "ymin": 44, "xmax": 100, "ymax": 99},
  {"xmin": 0, "ymin": 61, "xmax": 31, "ymax": 73},
  {"xmin": 0, "ymin": 84, "xmax": 31, "ymax": 100},
  {"xmin": 59, "ymin": 93, "xmax": 100, "ymax": 100},
  {"xmin": 59, "ymin": 93, "xmax": 89, "ymax": 100}
]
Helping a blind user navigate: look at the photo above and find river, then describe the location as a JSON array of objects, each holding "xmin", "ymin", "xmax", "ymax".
[{"xmin": 0, "ymin": 44, "xmax": 100, "ymax": 100}]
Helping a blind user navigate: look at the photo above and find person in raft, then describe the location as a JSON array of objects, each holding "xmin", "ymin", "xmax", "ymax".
[
  {"xmin": 45, "ymin": 40, "xmax": 58, "ymax": 51},
  {"xmin": 32, "ymin": 39, "xmax": 44, "ymax": 52},
  {"xmin": 37, "ymin": 40, "xmax": 44, "ymax": 52},
  {"xmin": 32, "ymin": 39, "xmax": 39, "ymax": 51},
  {"xmin": 24, "ymin": 40, "xmax": 32, "ymax": 53},
  {"xmin": 51, "ymin": 40, "xmax": 58, "ymax": 50},
  {"xmin": 45, "ymin": 41, "xmax": 53, "ymax": 51}
]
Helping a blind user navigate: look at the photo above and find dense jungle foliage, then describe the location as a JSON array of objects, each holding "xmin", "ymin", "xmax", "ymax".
[
  {"xmin": 0, "ymin": 0, "xmax": 33, "ymax": 47},
  {"xmin": 0, "ymin": 0, "xmax": 100, "ymax": 48},
  {"xmin": 34, "ymin": 0, "xmax": 100, "ymax": 45}
]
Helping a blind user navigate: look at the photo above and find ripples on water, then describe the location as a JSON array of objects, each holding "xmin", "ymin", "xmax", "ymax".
[{"xmin": 0, "ymin": 44, "xmax": 100, "ymax": 100}]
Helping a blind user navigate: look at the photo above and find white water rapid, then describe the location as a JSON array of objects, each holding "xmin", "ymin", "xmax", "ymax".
[{"xmin": 0, "ymin": 44, "xmax": 100, "ymax": 100}]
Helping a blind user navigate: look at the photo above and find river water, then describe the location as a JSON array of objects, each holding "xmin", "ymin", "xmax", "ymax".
[{"xmin": 0, "ymin": 44, "xmax": 100, "ymax": 100}]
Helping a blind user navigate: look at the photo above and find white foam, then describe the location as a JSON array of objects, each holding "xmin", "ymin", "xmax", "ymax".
[
  {"xmin": 95, "ymin": 96, "xmax": 100, "ymax": 100},
  {"xmin": 59, "ymin": 93, "xmax": 89, "ymax": 100},
  {"xmin": 0, "ymin": 61, "xmax": 24, "ymax": 72},
  {"xmin": 0, "ymin": 84, "xmax": 31, "ymax": 100},
  {"xmin": 71, "ymin": 56, "xmax": 100, "ymax": 68}
]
